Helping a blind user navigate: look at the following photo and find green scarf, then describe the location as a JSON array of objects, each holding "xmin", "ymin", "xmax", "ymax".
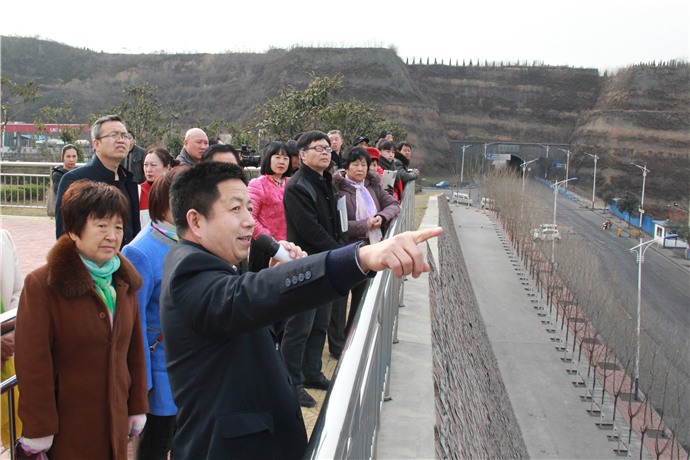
[{"xmin": 81, "ymin": 255, "xmax": 120, "ymax": 316}]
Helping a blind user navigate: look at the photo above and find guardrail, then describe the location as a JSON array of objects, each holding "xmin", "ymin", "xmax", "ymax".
[
  {"xmin": 0, "ymin": 161, "xmax": 261, "ymax": 211},
  {"xmin": 304, "ymin": 181, "xmax": 415, "ymax": 460},
  {"xmin": 0, "ymin": 162, "xmax": 63, "ymax": 210},
  {"xmin": 1, "ymin": 308, "xmax": 18, "ymax": 460}
]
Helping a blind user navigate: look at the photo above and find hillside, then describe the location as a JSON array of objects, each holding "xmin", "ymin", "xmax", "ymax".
[
  {"xmin": 569, "ymin": 64, "xmax": 689, "ymax": 216},
  {"xmin": 2, "ymin": 36, "xmax": 688, "ymax": 216}
]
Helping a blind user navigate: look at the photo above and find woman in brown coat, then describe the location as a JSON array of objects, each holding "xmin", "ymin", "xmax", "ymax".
[
  {"xmin": 14, "ymin": 180, "xmax": 148, "ymax": 459},
  {"xmin": 332, "ymin": 147, "xmax": 401, "ymax": 340}
]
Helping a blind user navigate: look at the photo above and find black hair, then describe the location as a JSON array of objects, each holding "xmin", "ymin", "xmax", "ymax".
[
  {"xmin": 342, "ymin": 147, "xmax": 371, "ymax": 170},
  {"xmin": 200, "ymin": 144, "xmax": 240, "ymax": 163},
  {"xmin": 260, "ymin": 142, "xmax": 293, "ymax": 176},
  {"xmin": 397, "ymin": 141, "xmax": 412, "ymax": 152},
  {"xmin": 296, "ymin": 131, "xmax": 330, "ymax": 152},
  {"xmin": 170, "ymin": 162, "xmax": 248, "ymax": 234},
  {"xmin": 376, "ymin": 139, "xmax": 396, "ymax": 152},
  {"xmin": 378, "ymin": 130, "xmax": 391, "ymax": 139},
  {"xmin": 285, "ymin": 140, "xmax": 298, "ymax": 157}
]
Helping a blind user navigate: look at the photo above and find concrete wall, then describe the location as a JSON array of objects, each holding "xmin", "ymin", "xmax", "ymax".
[{"xmin": 429, "ymin": 198, "xmax": 528, "ymax": 459}]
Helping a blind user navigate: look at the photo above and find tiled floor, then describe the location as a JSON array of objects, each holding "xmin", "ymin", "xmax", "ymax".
[{"xmin": 1, "ymin": 215, "xmax": 339, "ymax": 458}]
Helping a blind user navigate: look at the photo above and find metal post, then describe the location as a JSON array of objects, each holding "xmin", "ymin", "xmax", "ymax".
[
  {"xmin": 565, "ymin": 150, "xmax": 571, "ymax": 192},
  {"xmin": 631, "ymin": 163, "xmax": 649, "ymax": 234},
  {"xmin": 460, "ymin": 144, "xmax": 471, "ymax": 187},
  {"xmin": 584, "ymin": 152, "xmax": 599, "ymax": 210},
  {"xmin": 635, "ymin": 248, "xmax": 642, "ymax": 399}
]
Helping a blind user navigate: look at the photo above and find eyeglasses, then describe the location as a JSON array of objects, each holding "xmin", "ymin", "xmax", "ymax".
[
  {"xmin": 303, "ymin": 146, "xmax": 333, "ymax": 154},
  {"xmin": 96, "ymin": 132, "xmax": 133, "ymax": 141}
]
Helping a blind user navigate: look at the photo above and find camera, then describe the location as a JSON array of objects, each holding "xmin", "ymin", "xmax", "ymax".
[{"xmin": 239, "ymin": 145, "xmax": 261, "ymax": 168}]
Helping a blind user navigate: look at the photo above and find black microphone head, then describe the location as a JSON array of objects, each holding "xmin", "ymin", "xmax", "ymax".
[{"xmin": 254, "ymin": 234, "xmax": 281, "ymax": 257}]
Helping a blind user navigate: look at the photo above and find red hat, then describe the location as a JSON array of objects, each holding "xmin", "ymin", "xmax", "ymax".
[{"xmin": 365, "ymin": 147, "xmax": 380, "ymax": 160}]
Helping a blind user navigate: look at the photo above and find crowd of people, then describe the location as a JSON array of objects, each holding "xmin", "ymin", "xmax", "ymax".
[{"xmin": 4, "ymin": 115, "xmax": 438, "ymax": 460}]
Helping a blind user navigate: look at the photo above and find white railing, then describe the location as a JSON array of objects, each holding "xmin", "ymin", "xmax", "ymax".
[{"xmin": 304, "ymin": 181, "xmax": 415, "ymax": 460}]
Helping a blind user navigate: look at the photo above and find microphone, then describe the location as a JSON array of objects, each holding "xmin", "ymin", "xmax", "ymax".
[{"xmin": 254, "ymin": 234, "xmax": 292, "ymax": 261}]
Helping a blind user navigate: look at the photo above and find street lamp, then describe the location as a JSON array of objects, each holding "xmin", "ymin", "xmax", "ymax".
[
  {"xmin": 551, "ymin": 177, "xmax": 577, "ymax": 267},
  {"xmin": 483, "ymin": 142, "xmax": 496, "ymax": 180},
  {"xmin": 558, "ymin": 148, "xmax": 572, "ymax": 192},
  {"xmin": 629, "ymin": 234, "xmax": 678, "ymax": 400},
  {"xmin": 460, "ymin": 144, "xmax": 472, "ymax": 187},
  {"xmin": 520, "ymin": 158, "xmax": 539, "ymax": 190},
  {"xmin": 538, "ymin": 144, "xmax": 550, "ymax": 179},
  {"xmin": 631, "ymin": 163, "xmax": 649, "ymax": 235},
  {"xmin": 583, "ymin": 152, "xmax": 599, "ymax": 210}
]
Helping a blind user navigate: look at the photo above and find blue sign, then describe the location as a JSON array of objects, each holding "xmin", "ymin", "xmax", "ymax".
[
  {"xmin": 552, "ymin": 163, "xmax": 565, "ymax": 168},
  {"xmin": 487, "ymin": 153, "xmax": 499, "ymax": 160}
]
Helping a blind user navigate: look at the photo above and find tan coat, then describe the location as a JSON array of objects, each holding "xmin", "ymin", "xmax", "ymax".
[{"xmin": 14, "ymin": 235, "xmax": 148, "ymax": 459}]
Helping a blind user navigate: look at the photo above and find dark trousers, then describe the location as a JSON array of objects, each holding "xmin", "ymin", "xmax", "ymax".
[
  {"xmin": 327, "ymin": 296, "xmax": 350, "ymax": 357},
  {"xmin": 281, "ymin": 302, "xmax": 334, "ymax": 387},
  {"xmin": 346, "ymin": 280, "xmax": 370, "ymax": 336},
  {"xmin": 136, "ymin": 413, "xmax": 176, "ymax": 460}
]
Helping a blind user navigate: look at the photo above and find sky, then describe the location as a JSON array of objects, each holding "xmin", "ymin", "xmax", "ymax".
[{"xmin": 1, "ymin": 0, "xmax": 688, "ymax": 72}]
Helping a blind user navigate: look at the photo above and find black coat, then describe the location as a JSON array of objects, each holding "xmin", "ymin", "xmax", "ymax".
[
  {"xmin": 55, "ymin": 155, "xmax": 141, "ymax": 247},
  {"xmin": 160, "ymin": 239, "xmax": 369, "ymax": 459},
  {"xmin": 283, "ymin": 165, "xmax": 349, "ymax": 256},
  {"xmin": 50, "ymin": 165, "xmax": 69, "ymax": 194}
]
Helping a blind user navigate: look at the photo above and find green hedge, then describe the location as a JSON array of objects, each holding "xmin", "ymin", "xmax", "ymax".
[{"xmin": 2, "ymin": 184, "xmax": 47, "ymax": 202}]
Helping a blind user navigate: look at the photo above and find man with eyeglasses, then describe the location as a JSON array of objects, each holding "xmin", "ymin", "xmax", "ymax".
[
  {"xmin": 55, "ymin": 115, "xmax": 141, "ymax": 246},
  {"xmin": 282, "ymin": 131, "xmax": 349, "ymax": 407}
]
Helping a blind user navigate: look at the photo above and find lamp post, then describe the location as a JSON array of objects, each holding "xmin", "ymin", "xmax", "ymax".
[
  {"xmin": 483, "ymin": 142, "xmax": 495, "ymax": 180},
  {"xmin": 558, "ymin": 148, "xmax": 572, "ymax": 192},
  {"xmin": 631, "ymin": 163, "xmax": 649, "ymax": 234},
  {"xmin": 583, "ymin": 152, "xmax": 599, "ymax": 210},
  {"xmin": 538, "ymin": 144, "xmax": 550, "ymax": 179},
  {"xmin": 551, "ymin": 177, "xmax": 577, "ymax": 267},
  {"xmin": 629, "ymin": 235, "xmax": 677, "ymax": 399},
  {"xmin": 460, "ymin": 144, "xmax": 472, "ymax": 187},
  {"xmin": 520, "ymin": 158, "xmax": 539, "ymax": 190}
]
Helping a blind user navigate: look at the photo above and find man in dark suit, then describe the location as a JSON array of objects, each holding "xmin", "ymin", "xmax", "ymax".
[
  {"xmin": 160, "ymin": 162, "xmax": 440, "ymax": 459},
  {"xmin": 55, "ymin": 115, "xmax": 140, "ymax": 247}
]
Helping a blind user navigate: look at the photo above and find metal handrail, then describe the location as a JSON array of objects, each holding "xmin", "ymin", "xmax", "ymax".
[
  {"xmin": 304, "ymin": 181, "xmax": 415, "ymax": 460},
  {"xmin": 2, "ymin": 308, "xmax": 18, "ymax": 460}
]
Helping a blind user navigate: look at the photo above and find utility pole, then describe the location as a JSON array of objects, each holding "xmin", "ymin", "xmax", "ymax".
[
  {"xmin": 460, "ymin": 144, "xmax": 472, "ymax": 187},
  {"xmin": 583, "ymin": 152, "xmax": 599, "ymax": 210}
]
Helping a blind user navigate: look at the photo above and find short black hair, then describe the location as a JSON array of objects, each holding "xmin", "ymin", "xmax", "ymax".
[
  {"xmin": 397, "ymin": 141, "xmax": 411, "ymax": 152},
  {"xmin": 170, "ymin": 162, "xmax": 248, "ymax": 234},
  {"xmin": 296, "ymin": 131, "xmax": 330, "ymax": 152},
  {"xmin": 378, "ymin": 130, "xmax": 391, "ymax": 139},
  {"xmin": 342, "ymin": 147, "xmax": 371, "ymax": 170},
  {"xmin": 260, "ymin": 142, "xmax": 293, "ymax": 176},
  {"xmin": 376, "ymin": 139, "xmax": 396, "ymax": 152},
  {"xmin": 200, "ymin": 144, "xmax": 240, "ymax": 163}
]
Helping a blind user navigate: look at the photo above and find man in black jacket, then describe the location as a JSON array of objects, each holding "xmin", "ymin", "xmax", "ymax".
[
  {"xmin": 55, "ymin": 115, "xmax": 140, "ymax": 247},
  {"xmin": 160, "ymin": 161, "xmax": 441, "ymax": 459},
  {"xmin": 282, "ymin": 131, "xmax": 349, "ymax": 407},
  {"xmin": 122, "ymin": 130, "xmax": 147, "ymax": 184}
]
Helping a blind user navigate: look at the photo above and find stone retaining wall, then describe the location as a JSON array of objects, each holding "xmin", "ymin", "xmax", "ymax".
[{"xmin": 429, "ymin": 198, "xmax": 528, "ymax": 459}]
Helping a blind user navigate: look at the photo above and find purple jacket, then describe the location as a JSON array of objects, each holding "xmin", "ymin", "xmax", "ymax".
[{"xmin": 332, "ymin": 170, "xmax": 401, "ymax": 244}]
